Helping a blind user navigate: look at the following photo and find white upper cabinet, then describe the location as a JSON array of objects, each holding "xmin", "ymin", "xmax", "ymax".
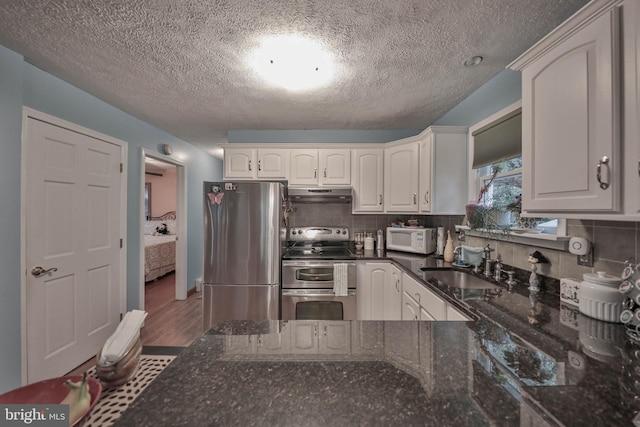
[
  {"xmin": 290, "ymin": 149, "xmax": 350, "ymax": 186},
  {"xmin": 352, "ymin": 149, "xmax": 384, "ymax": 212},
  {"xmin": 384, "ymin": 141, "xmax": 420, "ymax": 212},
  {"xmin": 419, "ymin": 136, "xmax": 432, "ymax": 212},
  {"xmin": 320, "ymin": 149, "xmax": 351, "ymax": 185},
  {"xmin": 224, "ymin": 148, "xmax": 255, "ymax": 179},
  {"xmin": 290, "ymin": 149, "xmax": 319, "ymax": 185},
  {"xmin": 419, "ymin": 127, "xmax": 468, "ymax": 214},
  {"xmin": 224, "ymin": 148, "xmax": 288, "ymax": 180},
  {"xmin": 623, "ymin": 0, "xmax": 640, "ymax": 218},
  {"xmin": 509, "ymin": 1, "xmax": 621, "ymax": 213},
  {"xmin": 257, "ymin": 149, "xmax": 289, "ymax": 179}
]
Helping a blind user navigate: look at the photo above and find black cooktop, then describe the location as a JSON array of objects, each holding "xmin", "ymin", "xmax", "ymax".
[{"xmin": 282, "ymin": 242, "xmax": 355, "ymax": 260}]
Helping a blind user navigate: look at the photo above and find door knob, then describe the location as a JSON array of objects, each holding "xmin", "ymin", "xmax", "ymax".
[{"xmin": 31, "ymin": 266, "xmax": 58, "ymax": 277}]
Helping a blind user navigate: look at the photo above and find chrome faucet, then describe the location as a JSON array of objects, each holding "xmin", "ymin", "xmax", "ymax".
[
  {"xmin": 483, "ymin": 244, "xmax": 495, "ymax": 277},
  {"xmin": 453, "ymin": 246, "xmax": 462, "ymax": 263},
  {"xmin": 494, "ymin": 257, "xmax": 503, "ymax": 282}
]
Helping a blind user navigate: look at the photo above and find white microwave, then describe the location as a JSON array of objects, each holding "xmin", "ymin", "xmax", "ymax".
[{"xmin": 386, "ymin": 227, "xmax": 436, "ymax": 255}]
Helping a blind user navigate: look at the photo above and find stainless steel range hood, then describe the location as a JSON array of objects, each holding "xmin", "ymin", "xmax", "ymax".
[{"xmin": 288, "ymin": 187, "xmax": 352, "ymax": 203}]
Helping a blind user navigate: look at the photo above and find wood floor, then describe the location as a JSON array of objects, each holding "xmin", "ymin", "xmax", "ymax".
[
  {"xmin": 67, "ymin": 272, "xmax": 202, "ymax": 374},
  {"xmin": 139, "ymin": 272, "xmax": 203, "ymax": 346}
]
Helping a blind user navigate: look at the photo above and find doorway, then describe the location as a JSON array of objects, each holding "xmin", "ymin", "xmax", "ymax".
[{"xmin": 140, "ymin": 149, "xmax": 187, "ymax": 311}]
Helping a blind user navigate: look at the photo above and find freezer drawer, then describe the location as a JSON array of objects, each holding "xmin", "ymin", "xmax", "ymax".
[{"xmin": 203, "ymin": 284, "xmax": 279, "ymax": 330}]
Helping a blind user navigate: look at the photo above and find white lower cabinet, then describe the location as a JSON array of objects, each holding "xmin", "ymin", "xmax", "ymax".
[
  {"xmin": 386, "ymin": 264, "xmax": 403, "ymax": 320},
  {"xmin": 351, "ymin": 321, "xmax": 384, "ymax": 357},
  {"xmin": 402, "ymin": 272, "xmax": 471, "ymax": 321},
  {"xmin": 222, "ymin": 324, "xmax": 291, "ymax": 356},
  {"xmin": 402, "ymin": 273, "xmax": 446, "ymax": 320},
  {"xmin": 402, "ymin": 291, "xmax": 421, "ymax": 320},
  {"xmin": 357, "ymin": 261, "xmax": 402, "ymax": 320},
  {"xmin": 290, "ymin": 320, "xmax": 351, "ymax": 354},
  {"xmin": 446, "ymin": 305, "xmax": 471, "ymax": 321},
  {"xmin": 384, "ymin": 321, "xmax": 420, "ymax": 371},
  {"xmin": 359, "ymin": 261, "xmax": 470, "ymax": 321}
]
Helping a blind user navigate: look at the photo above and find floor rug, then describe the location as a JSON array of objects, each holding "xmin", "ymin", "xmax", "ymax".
[{"xmin": 81, "ymin": 355, "xmax": 175, "ymax": 427}]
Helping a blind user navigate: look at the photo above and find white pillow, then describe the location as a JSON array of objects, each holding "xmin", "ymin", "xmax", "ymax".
[
  {"xmin": 144, "ymin": 221, "xmax": 157, "ymax": 235},
  {"xmin": 144, "ymin": 220, "xmax": 164, "ymax": 235}
]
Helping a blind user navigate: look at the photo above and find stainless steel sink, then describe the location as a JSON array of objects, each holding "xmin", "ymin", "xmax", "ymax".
[{"xmin": 422, "ymin": 270, "xmax": 502, "ymax": 290}]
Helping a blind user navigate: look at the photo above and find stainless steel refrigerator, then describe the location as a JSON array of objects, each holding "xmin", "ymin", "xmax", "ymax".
[{"xmin": 202, "ymin": 181, "xmax": 286, "ymax": 329}]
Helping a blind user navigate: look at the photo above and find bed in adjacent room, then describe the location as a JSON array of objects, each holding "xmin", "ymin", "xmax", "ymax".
[{"xmin": 144, "ymin": 211, "xmax": 177, "ymax": 282}]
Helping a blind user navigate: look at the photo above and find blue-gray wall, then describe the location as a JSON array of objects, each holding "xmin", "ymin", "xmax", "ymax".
[
  {"xmin": 0, "ymin": 44, "xmax": 222, "ymax": 393},
  {"xmin": 228, "ymin": 129, "xmax": 420, "ymax": 143},
  {"xmin": 0, "ymin": 45, "xmax": 25, "ymax": 396},
  {"xmin": 434, "ymin": 70, "xmax": 522, "ymax": 126}
]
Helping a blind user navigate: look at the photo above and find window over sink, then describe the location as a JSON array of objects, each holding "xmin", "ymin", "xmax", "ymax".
[{"xmin": 466, "ymin": 101, "xmax": 566, "ymax": 247}]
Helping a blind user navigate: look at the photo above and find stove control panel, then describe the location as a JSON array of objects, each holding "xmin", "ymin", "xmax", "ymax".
[{"xmin": 289, "ymin": 227, "xmax": 350, "ymax": 241}]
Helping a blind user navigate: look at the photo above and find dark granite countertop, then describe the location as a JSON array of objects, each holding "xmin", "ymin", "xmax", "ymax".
[{"xmin": 114, "ymin": 252, "xmax": 639, "ymax": 426}]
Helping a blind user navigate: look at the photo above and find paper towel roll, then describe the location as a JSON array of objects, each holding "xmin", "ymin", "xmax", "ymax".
[{"xmin": 436, "ymin": 226, "xmax": 445, "ymax": 255}]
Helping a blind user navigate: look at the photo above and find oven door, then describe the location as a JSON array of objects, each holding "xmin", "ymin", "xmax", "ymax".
[
  {"xmin": 282, "ymin": 260, "xmax": 356, "ymax": 289},
  {"xmin": 281, "ymin": 289, "xmax": 356, "ymax": 320}
]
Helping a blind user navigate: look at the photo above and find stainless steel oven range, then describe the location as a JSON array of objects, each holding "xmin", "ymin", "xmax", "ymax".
[{"xmin": 281, "ymin": 227, "xmax": 356, "ymax": 320}]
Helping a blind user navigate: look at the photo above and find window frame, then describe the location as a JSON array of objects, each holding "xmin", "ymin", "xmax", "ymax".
[{"xmin": 467, "ymin": 101, "xmax": 566, "ymax": 238}]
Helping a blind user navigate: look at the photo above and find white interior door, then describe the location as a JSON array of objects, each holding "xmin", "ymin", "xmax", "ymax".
[{"xmin": 25, "ymin": 117, "xmax": 123, "ymax": 383}]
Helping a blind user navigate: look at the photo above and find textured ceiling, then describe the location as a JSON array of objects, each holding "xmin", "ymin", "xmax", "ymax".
[{"xmin": 0, "ymin": 0, "xmax": 588, "ymax": 153}]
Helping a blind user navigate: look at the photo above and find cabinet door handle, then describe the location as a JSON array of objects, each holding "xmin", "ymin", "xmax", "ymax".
[
  {"xmin": 248, "ymin": 160, "xmax": 252, "ymax": 171},
  {"xmin": 424, "ymin": 191, "xmax": 429, "ymax": 203},
  {"xmin": 379, "ymin": 194, "xmax": 383, "ymax": 205},
  {"xmin": 395, "ymin": 278, "xmax": 399, "ymax": 292},
  {"xmin": 258, "ymin": 160, "xmax": 262, "ymax": 171},
  {"xmin": 413, "ymin": 193, "xmax": 417, "ymax": 204},
  {"xmin": 596, "ymin": 156, "xmax": 610, "ymax": 190},
  {"xmin": 323, "ymin": 169, "xmax": 327, "ymax": 178},
  {"xmin": 314, "ymin": 168, "xmax": 317, "ymax": 178},
  {"xmin": 314, "ymin": 325, "xmax": 318, "ymax": 336},
  {"xmin": 323, "ymin": 326, "xmax": 327, "ymax": 336}
]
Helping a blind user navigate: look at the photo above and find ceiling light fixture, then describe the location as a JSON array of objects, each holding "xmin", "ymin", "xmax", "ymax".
[
  {"xmin": 463, "ymin": 55, "xmax": 483, "ymax": 67},
  {"xmin": 250, "ymin": 35, "xmax": 334, "ymax": 91}
]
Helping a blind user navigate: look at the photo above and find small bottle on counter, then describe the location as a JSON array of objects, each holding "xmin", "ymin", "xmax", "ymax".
[
  {"xmin": 364, "ymin": 233, "xmax": 374, "ymax": 250},
  {"xmin": 443, "ymin": 230, "xmax": 455, "ymax": 262},
  {"xmin": 376, "ymin": 229, "xmax": 384, "ymax": 251}
]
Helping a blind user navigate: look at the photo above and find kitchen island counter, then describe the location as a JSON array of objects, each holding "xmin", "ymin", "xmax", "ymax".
[
  {"xmin": 114, "ymin": 253, "xmax": 637, "ymax": 426},
  {"xmin": 114, "ymin": 315, "xmax": 635, "ymax": 426}
]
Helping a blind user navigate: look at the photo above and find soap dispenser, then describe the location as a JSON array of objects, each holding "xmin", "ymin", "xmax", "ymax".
[{"xmin": 443, "ymin": 230, "xmax": 455, "ymax": 262}]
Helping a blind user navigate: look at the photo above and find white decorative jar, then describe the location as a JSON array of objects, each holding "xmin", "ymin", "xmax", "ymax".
[{"xmin": 578, "ymin": 272, "xmax": 622, "ymax": 323}]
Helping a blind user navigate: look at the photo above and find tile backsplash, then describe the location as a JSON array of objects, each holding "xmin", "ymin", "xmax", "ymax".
[{"xmin": 289, "ymin": 203, "xmax": 639, "ymax": 281}]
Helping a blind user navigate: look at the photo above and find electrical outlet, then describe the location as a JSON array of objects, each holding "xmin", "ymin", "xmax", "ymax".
[{"xmin": 577, "ymin": 252, "xmax": 593, "ymax": 267}]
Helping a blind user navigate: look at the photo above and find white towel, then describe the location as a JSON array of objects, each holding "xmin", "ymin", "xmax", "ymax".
[
  {"xmin": 99, "ymin": 309, "xmax": 148, "ymax": 365},
  {"xmin": 461, "ymin": 246, "xmax": 484, "ymax": 267},
  {"xmin": 333, "ymin": 263, "xmax": 348, "ymax": 296}
]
